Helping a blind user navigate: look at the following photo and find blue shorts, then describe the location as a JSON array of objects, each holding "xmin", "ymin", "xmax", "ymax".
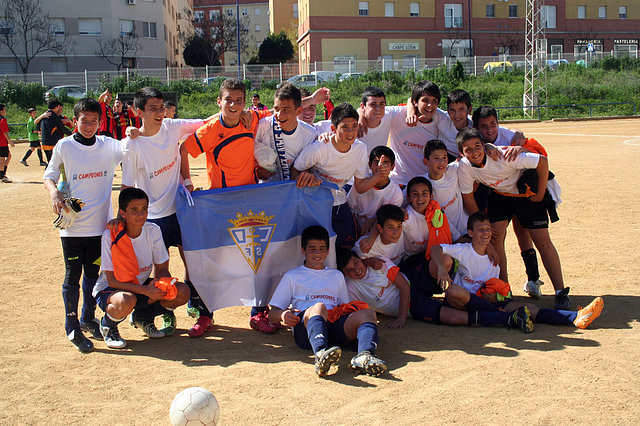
[
  {"xmin": 148, "ymin": 213, "xmax": 182, "ymax": 248},
  {"xmin": 292, "ymin": 310, "xmax": 356, "ymax": 351},
  {"xmin": 95, "ymin": 278, "xmax": 152, "ymax": 312},
  {"xmin": 332, "ymin": 202, "xmax": 359, "ymax": 248}
]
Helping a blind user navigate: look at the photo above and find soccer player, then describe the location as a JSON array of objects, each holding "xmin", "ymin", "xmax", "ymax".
[
  {"xmin": 354, "ymin": 204, "xmax": 406, "ymax": 266},
  {"xmin": 41, "ymin": 99, "xmax": 73, "ymax": 163},
  {"xmin": 164, "ymin": 101, "xmax": 177, "ymax": 119},
  {"xmin": 0, "ymin": 104, "xmax": 14, "ymax": 182},
  {"xmin": 97, "ymin": 89, "xmax": 116, "ymax": 138},
  {"xmin": 20, "ymin": 108, "xmax": 49, "ymax": 167}
]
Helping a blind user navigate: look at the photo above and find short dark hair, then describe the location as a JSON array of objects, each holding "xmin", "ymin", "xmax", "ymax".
[
  {"xmin": 119, "ymin": 187, "xmax": 149, "ymax": 212},
  {"xmin": 252, "ymin": 93, "xmax": 260, "ymax": 99},
  {"xmin": 376, "ymin": 204, "xmax": 404, "ymax": 227},
  {"xmin": 274, "ymin": 82, "xmax": 302, "ymax": 108},
  {"xmin": 411, "ymin": 80, "xmax": 441, "ymax": 105},
  {"xmin": 361, "ymin": 87, "xmax": 386, "ymax": 106},
  {"xmin": 47, "ymin": 99, "xmax": 63, "ymax": 110},
  {"xmin": 134, "ymin": 86, "xmax": 164, "ymax": 111},
  {"xmin": 447, "ymin": 89, "xmax": 472, "ymax": 109},
  {"xmin": 73, "ymin": 98, "xmax": 102, "ymax": 118},
  {"xmin": 406, "ymin": 176, "xmax": 432, "ymax": 196},
  {"xmin": 301, "ymin": 225, "xmax": 329, "ymax": 249},
  {"xmin": 369, "ymin": 145, "xmax": 395, "ymax": 166},
  {"xmin": 0, "ymin": 104, "xmax": 5, "ymax": 112},
  {"xmin": 467, "ymin": 211, "xmax": 490, "ymax": 231},
  {"xmin": 471, "ymin": 105, "xmax": 498, "ymax": 128},
  {"xmin": 299, "ymin": 88, "xmax": 311, "ymax": 98},
  {"xmin": 164, "ymin": 101, "xmax": 176, "ymax": 108},
  {"xmin": 27, "ymin": 107, "xmax": 36, "ymax": 113},
  {"xmin": 456, "ymin": 127, "xmax": 483, "ymax": 153},
  {"xmin": 336, "ymin": 247, "xmax": 358, "ymax": 272},
  {"xmin": 424, "ymin": 139, "xmax": 448, "ymax": 159},
  {"xmin": 330, "ymin": 102, "xmax": 358, "ymax": 127},
  {"xmin": 219, "ymin": 78, "xmax": 246, "ymax": 97}
]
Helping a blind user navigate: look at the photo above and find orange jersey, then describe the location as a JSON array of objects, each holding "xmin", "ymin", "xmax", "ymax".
[{"xmin": 183, "ymin": 110, "xmax": 269, "ymax": 189}]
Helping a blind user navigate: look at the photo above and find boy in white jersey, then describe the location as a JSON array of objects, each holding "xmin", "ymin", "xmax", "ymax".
[
  {"xmin": 354, "ymin": 204, "xmax": 405, "ymax": 266},
  {"xmin": 456, "ymin": 128, "xmax": 571, "ymax": 310},
  {"xmin": 43, "ymin": 98, "xmax": 124, "ymax": 352},
  {"xmin": 254, "ymin": 82, "xmax": 317, "ymax": 183},
  {"xmin": 431, "ymin": 212, "xmax": 604, "ymax": 330},
  {"xmin": 268, "ymin": 226, "xmax": 387, "ymax": 377},
  {"xmin": 121, "ymin": 87, "xmax": 206, "ymax": 336},
  {"xmin": 292, "ymin": 103, "xmax": 376, "ymax": 248},
  {"xmin": 93, "ymin": 188, "xmax": 191, "ymax": 348},
  {"xmin": 347, "ymin": 145, "xmax": 403, "ymax": 233}
]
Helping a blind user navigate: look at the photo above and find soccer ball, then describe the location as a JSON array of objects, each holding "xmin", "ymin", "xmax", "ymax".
[{"xmin": 169, "ymin": 387, "xmax": 220, "ymax": 426}]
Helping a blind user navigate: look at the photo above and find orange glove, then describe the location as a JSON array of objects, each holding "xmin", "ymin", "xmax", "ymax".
[{"xmin": 154, "ymin": 277, "xmax": 178, "ymax": 301}]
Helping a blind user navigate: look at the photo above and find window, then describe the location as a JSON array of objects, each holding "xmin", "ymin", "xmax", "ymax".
[
  {"xmin": 242, "ymin": 8, "xmax": 248, "ymax": 16},
  {"xmin": 445, "ymin": 4, "xmax": 463, "ymax": 28},
  {"xmin": 255, "ymin": 24, "xmax": 261, "ymax": 32},
  {"xmin": 210, "ymin": 10, "xmax": 220, "ymax": 22},
  {"xmin": 194, "ymin": 27, "xmax": 204, "ymax": 36},
  {"xmin": 292, "ymin": 3, "xmax": 298, "ymax": 18},
  {"xmin": 541, "ymin": 5, "xmax": 556, "ymax": 29},
  {"xmin": 509, "ymin": 5, "xmax": 518, "ymax": 18},
  {"xmin": 0, "ymin": 18, "xmax": 13, "ymax": 35},
  {"xmin": 210, "ymin": 27, "xmax": 219, "ymax": 38},
  {"xmin": 486, "ymin": 4, "xmax": 495, "ymax": 18},
  {"xmin": 619, "ymin": 6, "xmax": 627, "ymax": 19},
  {"xmin": 358, "ymin": 2, "xmax": 369, "ymax": 16},
  {"xmin": 120, "ymin": 20, "xmax": 134, "ymax": 37},
  {"xmin": 227, "ymin": 9, "xmax": 233, "ymax": 16},
  {"xmin": 50, "ymin": 18, "xmax": 65, "ymax": 35},
  {"xmin": 255, "ymin": 8, "xmax": 261, "ymax": 15},
  {"xmin": 164, "ymin": 24, "xmax": 167, "ymax": 41},
  {"xmin": 410, "ymin": 3, "xmax": 419, "ymax": 17},
  {"xmin": 193, "ymin": 11, "xmax": 204, "ymax": 23},
  {"xmin": 598, "ymin": 6, "xmax": 606, "ymax": 19},
  {"xmin": 78, "ymin": 18, "xmax": 101, "ymax": 35},
  {"xmin": 578, "ymin": 5, "xmax": 586, "ymax": 19},
  {"xmin": 385, "ymin": 2, "xmax": 394, "ymax": 17},
  {"xmin": 143, "ymin": 21, "xmax": 157, "ymax": 38}
]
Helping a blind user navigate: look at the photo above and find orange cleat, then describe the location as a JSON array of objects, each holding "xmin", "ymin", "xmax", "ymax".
[{"xmin": 574, "ymin": 297, "xmax": 604, "ymax": 329}]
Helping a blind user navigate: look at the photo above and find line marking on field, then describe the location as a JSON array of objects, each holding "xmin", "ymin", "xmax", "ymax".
[
  {"xmin": 527, "ymin": 132, "xmax": 640, "ymax": 138},
  {"xmin": 622, "ymin": 138, "xmax": 640, "ymax": 146}
]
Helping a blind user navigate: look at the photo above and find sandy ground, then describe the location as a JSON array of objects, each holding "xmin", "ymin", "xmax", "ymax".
[{"xmin": 1, "ymin": 119, "xmax": 640, "ymax": 425}]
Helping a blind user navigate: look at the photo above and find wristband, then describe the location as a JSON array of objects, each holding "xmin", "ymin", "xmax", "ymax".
[{"xmin": 183, "ymin": 178, "xmax": 193, "ymax": 187}]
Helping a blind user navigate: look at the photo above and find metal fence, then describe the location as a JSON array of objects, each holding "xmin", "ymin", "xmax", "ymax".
[{"xmin": 0, "ymin": 50, "xmax": 635, "ymax": 91}]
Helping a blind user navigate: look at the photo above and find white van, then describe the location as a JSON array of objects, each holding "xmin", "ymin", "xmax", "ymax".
[{"xmin": 310, "ymin": 71, "xmax": 338, "ymax": 81}]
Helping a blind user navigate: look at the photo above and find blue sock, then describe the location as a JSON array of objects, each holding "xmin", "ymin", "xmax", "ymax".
[
  {"xmin": 62, "ymin": 283, "xmax": 80, "ymax": 334},
  {"xmin": 535, "ymin": 308, "xmax": 576, "ymax": 325},
  {"xmin": 80, "ymin": 275, "xmax": 98, "ymax": 323},
  {"xmin": 356, "ymin": 322, "xmax": 379, "ymax": 354},
  {"xmin": 251, "ymin": 306, "xmax": 267, "ymax": 316},
  {"xmin": 463, "ymin": 293, "xmax": 499, "ymax": 311},
  {"xmin": 306, "ymin": 315, "xmax": 328, "ymax": 353},
  {"xmin": 101, "ymin": 313, "xmax": 124, "ymax": 328},
  {"xmin": 468, "ymin": 310, "xmax": 510, "ymax": 326}
]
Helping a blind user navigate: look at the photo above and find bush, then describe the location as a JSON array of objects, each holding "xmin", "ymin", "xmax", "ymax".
[{"xmin": 0, "ymin": 80, "xmax": 47, "ymax": 109}]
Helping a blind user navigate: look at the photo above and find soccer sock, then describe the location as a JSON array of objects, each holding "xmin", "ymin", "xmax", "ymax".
[
  {"xmin": 306, "ymin": 315, "xmax": 329, "ymax": 354},
  {"xmin": 37, "ymin": 149, "xmax": 43, "ymax": 162},
  {"xmin": 185, "ymin": 280, "xmax": 213, "ymax": 318},
  {"xmin": 62, "ymin": 283, "xmax": 80, "ymax": 334},
  {"xmin": 102, "ymin": 312, "xmax": 125, "ymax": 328},
  {"xmin": 356, "ymin": 322, "xmax": 379, "ymax": 354},
  {"xmin": 467, "ymin": 310, "xmax": 511, "ymax": 327},
  {"xmin": 535, "ymin": 308, "xmax": 577, "ymax": 325},
  {"xmin": 148, "ymin": 302, "xmax": 172, "ymax": 317},
  {"xmin": 80, "ymin": 275, "xmax": 98, "ymax": 323},
  {"xmin": 22, "ymin": 150, "xmax": 32, "ymax": 161},
  {"xmin": 250, "ymin": 306, "xmax": 267, "ymax": 316},
  {"xmin": 463, "ymin": 293, "xmax": 499, "ymax": 312},
  {"xmin": 521, "ymin": 248, "xmax": 540, "ymax": 282},
  {"xmin": 0, "ymin": 169, "xmax": 4, "ymax": 178}
]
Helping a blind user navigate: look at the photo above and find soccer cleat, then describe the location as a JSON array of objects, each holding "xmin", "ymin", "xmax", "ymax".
[
  {"xmin": 100, "ymin": 323, "xmax": 127, "ymax": 349},
  {"xmin": 555, "ymin": 287, "xmax": 571, "ymax": 310},
  {"xmin": 20, "ymin": 160, "xmax": 28, "ymax": 166},
  {"xmin": 249, "ymin": 310, "xmax": 281, "ymax": 334},
  {"xmin": 574, "ymin": 297, "xmax": 604, "ymax": 329},
  {"xmin": 160, "ymin": 313, "xmax": 177, "ymax": 336},
  {"xmin": 523, "ymin": 279, "xmax": 544, "ymax": 299},
  {"xmin": 80, "ymin": 319, "xmax": 104, "ymax": 340},
  {"xmin": 68, "ymin": 329, "xmax": 94, "ymax": 353},
  {"xmin": 1, "ymin": 176, "xmax": 12, "ymax": 183},
  {"xmin": 188, "ymin": 316, "xmax": 214, "ymax": 338},
  {"xmin": 129, "ymin": 313, "xmax": 165, "ymax": 338},
  {"xmin": 186, "ymin": 306, "xmax": 200, "ymax": 319},
  {"xmin": 507, "ymin": 306, "xmax": 534, "ymax": 333},
  {"xmin": 314, "ymin": 346, "xmax": 342, "ymax": 378},
  {"xmin": 40, "ymin": 161, "xmax": 48, "ymax": 167},
  {"xmin": 350, "ymin": 351, "xmax": 388, "ymax": 377}
]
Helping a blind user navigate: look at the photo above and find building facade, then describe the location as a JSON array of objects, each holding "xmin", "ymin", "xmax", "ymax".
[
  {"xmin": 0, "ymin": 0, "xmax": 191, "ymax": 74},
  {"xmin": 297, "ymin": 0, "xmax": 639, "ymax": 73},
  {"xmin": 269, "ymin": 0, "xmax": 298, "ymax": 34}
]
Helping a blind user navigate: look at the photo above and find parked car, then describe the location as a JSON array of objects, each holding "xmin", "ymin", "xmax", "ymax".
[
  {"xmin": 483, "ymin": 61, "xmax": 512, "ymax": 73},
  {"xmin": 202, "ymin": 76, "xmax": 226, "ymax": 86},
  {"xmin": 338, "ymin": 72, "xmax": 364, "ymax": 82},
  {"xmin": 44, "ymin": 85, "xmax": 86, "ymax": 100},
  {"xmin": 280, "ymin": 74, "xmax": 325, "ymax": 88},
  {"xmin": 310, "ymin": 70, "xmax": 338, "ymax": 81}
]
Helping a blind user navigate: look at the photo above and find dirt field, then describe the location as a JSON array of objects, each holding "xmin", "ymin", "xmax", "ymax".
[{"xmin": 1, "ymin": 119, "xmax": 639, "ymax": 425}]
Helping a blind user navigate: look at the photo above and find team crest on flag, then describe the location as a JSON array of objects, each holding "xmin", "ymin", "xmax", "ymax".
[{"xmin": 227, "ymin": 210, "xmax": 276, "ymax": 274}]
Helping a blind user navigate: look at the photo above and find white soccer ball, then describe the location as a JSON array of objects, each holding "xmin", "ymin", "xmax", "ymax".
[{"xmin": 169, "ymin": 387, "xmax": 220, "ymax": 426}]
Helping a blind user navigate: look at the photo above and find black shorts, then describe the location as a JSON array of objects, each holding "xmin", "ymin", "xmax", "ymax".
[
  {"xmin": 29, "ymin": 140, "xmax": 41, "ymax": 148},
  {"xmin": 0, "ymin": 146, "xmax": 9, "ymax": 157},
  {"xmin": 487, "ymin": 191, "xmax": 549, "ymax": 229},
  {"xmin": 292, "ymin": 310, "xmax": 355, "ymax": 351},
  {"xmin": 404, "ymin": 258, "xmax": 445, "ymax": 298},
  {"xmin": 95, "ymin": 278, "xmax": 153, "ymax": 311},
  {"xmin": 148, "ymin": 213, "xmax": 182, "ymax": 248}
]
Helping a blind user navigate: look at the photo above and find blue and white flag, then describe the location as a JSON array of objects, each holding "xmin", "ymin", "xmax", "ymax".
[{"xmin": 176, "ymin": 181, "xmax": 337, "ymax": 312}]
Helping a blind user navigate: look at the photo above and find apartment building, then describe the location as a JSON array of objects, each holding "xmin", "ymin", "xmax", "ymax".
[
  {"xmin": 269, "ymin": 0, "xmax": 298, "ymax": 34},
  {"xmin": 0, "ymin": 0, "xmax": 191, "ymax": 74},
  {"xmin": 297, "ymin": 0, "xmax": 639, "ymax": 72}
]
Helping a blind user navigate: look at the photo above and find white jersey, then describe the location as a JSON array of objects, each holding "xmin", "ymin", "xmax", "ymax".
[
  {"xmin": 427, "ymin": 162, "xmax": 466, "ymax": 240},
  {"xmin": 435, "ymin": 109, "xmax": 472, "ymax": 157},
  {"xmin": 389, "ymin": 107, "xmax": 445, "ymax": 186},
  {"xmin": 359, "ymin": 107, "xmax": 397, "ymax": 153},
  {"xmin": 93, "ymin": 222, "xmax": 170, "ymax": 296},
  {"xmin": 293, "ymin": 139, "xmax": 368, "ymax": 205},
  {"xmin": 346, "ymin": 257, "xmax": 402, "ymax": 317},
  {"xmin": 402, "ymin": 204, "xmax": 429, "ymax": 255},
  {"xmin": 347, "ymin": 181, "xmax": 404, "ymax": 229},
  {"xmin": 493, "ymin": 126, "xmax": 516, "ymax": 146},
  {"xmin": 354, "ymin": 233, "xmax": 405, "ymax": 265},
  {"xmin": 440, "ymin": 243, "xmax": 500, "ymax": 294},
  {"xmin": 269, "ymin": 264, "xmax": 350, "ymax": 312},
  {"xmin": 121, "ymin": 119, "xmax": 203, "ymax": 219},
  {"xmin": 254, "ymin": 116, "xmax": 317, "ymax": 182},
  {"xmin": 43, "ymin": 135, "xmax": 123, "ymax": 237},
  {"xmin": 458, "ymin": 151, "xmax": 540, "ymax": 195},
  {"xmin": 313, "ymin": 120, "xmax": 333, "ymax": 136}
]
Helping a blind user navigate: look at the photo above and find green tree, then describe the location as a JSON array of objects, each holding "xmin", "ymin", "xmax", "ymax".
[{"xmin": 258, "ymin": 31, "xmax": 294, "ymax": 64}]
